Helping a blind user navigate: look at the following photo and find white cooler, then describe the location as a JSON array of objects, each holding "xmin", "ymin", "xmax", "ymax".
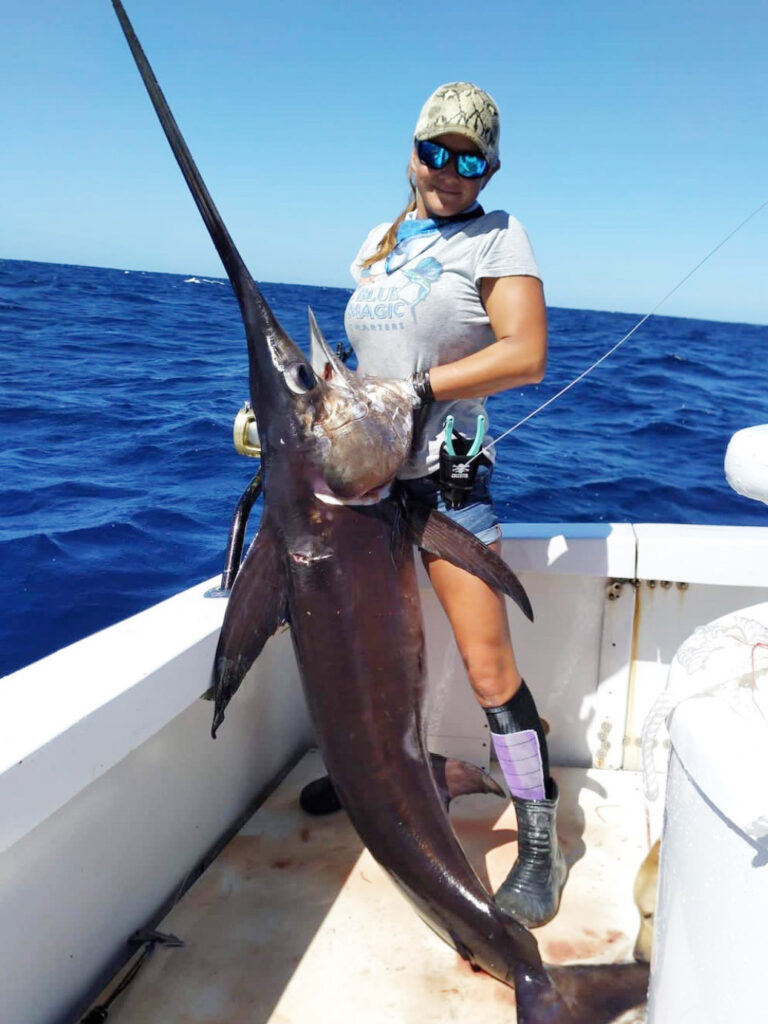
[{"xmin": 647, "ymin": 604, "xmax": 768, "ymax": 1023}]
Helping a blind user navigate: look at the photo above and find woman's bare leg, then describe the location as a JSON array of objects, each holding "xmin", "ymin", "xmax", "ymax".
[
  {"xmin": 424, "ymin": 544, "xmax": 567, "ymax": 927},
  {"xmin": 422, "ymin": 541, "xmax": 521, "ymax": 708}
]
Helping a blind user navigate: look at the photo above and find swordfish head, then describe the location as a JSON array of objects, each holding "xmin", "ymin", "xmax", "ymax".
[
  {"xmin": 244, "ymin": 297, "xmax": 415, "ymax": 503},
  {"xmin": 110, "ymin": 0, "xmax": 414, "ymax": 505}
]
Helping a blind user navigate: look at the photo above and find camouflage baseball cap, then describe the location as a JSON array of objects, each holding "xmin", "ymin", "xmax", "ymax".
[{"xmin": 413, "ymin": 82, "xmax": 500, "ymax": 165}]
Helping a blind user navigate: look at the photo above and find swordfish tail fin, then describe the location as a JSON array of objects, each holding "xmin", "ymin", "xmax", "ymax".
[
  {"xmin": 514, "ymin": 961, "xmax": 650, "ymax": 1024},
  {"xmin": 110, "ymin": 0, "xmax": 278, "ymax": 335}
]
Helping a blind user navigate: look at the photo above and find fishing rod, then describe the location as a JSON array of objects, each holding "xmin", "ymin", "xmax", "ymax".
[{"xmin": 478, "ymin": 197, "xmax": 768, "ymax": 459}]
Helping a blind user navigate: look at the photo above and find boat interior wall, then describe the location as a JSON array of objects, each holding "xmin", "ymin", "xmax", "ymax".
[
  {"xmin": 1, "ymin": 580, "xmax": 216, "ymax": 855},
  {"xmin": 0, "ymin": 579, "xmax": 309, "ymax": 857},
  {"xmin": 0, "ymin": 582, "xmax": 312, "ymax": 1024},
  {"xmin": 424, "ymin": 524, "xmax": 637, "ymax": 770},
  {"xmin": 424, "ymin": 570, "xmax": 623, "ymax": 769},
  {"xmin": 429, "ymin": 524, "xmax": 768, "ymax": 773}
]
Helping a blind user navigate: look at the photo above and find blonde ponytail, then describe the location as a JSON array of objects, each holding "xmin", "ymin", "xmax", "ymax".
[{"xmin": 359, "ymin": 175, "xmax": 417, "ymax": 271}]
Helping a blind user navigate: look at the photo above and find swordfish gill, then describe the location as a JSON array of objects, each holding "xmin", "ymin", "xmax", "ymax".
[{"xmin": 110, "ymin": 3, "xmax": 649, "ymax": 1020}]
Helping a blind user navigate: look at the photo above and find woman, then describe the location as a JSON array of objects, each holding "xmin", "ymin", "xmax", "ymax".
[{"xmin": 302, "ymin": 82, "xmax": 566, "ymax": 929}]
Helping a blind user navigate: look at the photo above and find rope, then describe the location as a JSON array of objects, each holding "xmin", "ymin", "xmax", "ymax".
[{"xmin": 478, "ymin": 197, "xmax": 768, "ymax": 459}]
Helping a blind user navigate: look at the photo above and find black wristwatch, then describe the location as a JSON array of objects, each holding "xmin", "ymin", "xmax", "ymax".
[{"xmin": 410, "ymin": 370, "xmax": 435, "ymax": 404}]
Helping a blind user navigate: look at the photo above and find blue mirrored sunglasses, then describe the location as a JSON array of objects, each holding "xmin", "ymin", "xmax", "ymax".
[{"xmin": 416, "ymin": 139, "xmax": 489, "ymax": 179}]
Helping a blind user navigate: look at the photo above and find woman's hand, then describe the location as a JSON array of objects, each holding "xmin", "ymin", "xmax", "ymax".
[{"xmin": 427, "ymin": 275, "xmax": 547, "ymax": 400}]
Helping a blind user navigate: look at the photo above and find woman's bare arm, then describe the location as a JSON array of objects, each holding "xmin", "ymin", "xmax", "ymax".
[{"xmin": 427, "ymin": 275, "xmax": 547, "ymax": 400}]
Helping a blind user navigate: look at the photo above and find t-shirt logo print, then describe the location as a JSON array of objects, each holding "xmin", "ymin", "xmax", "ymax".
[
  {"xmin": 400, "ymin": 257, "xmax": 443, "ymax": 307},
  {"xmin": 350, "ymin": 239, "xmax": 445, "ymax": 330}
]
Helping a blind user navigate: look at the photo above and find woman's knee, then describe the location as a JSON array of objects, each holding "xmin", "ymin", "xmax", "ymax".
[{"xmin": 460, "ymin": 641, "xmax": 521, "ymax": 707}]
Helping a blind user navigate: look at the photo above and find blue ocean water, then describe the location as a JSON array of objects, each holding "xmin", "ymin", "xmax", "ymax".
[{"xmin": 1, "ymin": 257, "xmax": 766, "ymax": 676}]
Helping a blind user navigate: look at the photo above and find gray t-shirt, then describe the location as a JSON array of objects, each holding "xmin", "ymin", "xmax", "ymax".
[{"xmin": 344, "ymin": 210, "xmax": 540, "ymax": 478}]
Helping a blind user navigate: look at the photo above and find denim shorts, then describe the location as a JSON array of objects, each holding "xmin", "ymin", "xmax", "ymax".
[{"xmin": 400, "ymin": 462, "xmax": 501, "ymax": 546}]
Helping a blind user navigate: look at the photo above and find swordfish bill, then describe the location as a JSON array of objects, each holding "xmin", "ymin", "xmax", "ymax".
[
  {"xmin": 110, "ymin": 0, "xmax": 285, "ymax": 412},
  {"xmin": 111, "ymin": 2, "xmax": 649, "ymax": 1020}
]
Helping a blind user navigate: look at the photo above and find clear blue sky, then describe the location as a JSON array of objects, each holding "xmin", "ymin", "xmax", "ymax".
[{"xmin": 3, "ymin": 0, "xmax": 766, "ymax": 323}]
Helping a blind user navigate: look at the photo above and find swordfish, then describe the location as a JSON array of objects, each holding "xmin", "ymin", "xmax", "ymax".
[{"xmin": 111, "ymin": 3, "xmax": 649, "ymax": 1020}]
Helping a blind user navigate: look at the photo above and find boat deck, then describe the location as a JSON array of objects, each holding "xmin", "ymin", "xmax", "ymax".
[{"xmin": 90, "ymin": 752, "xmax": 657, "ymax": 1024}]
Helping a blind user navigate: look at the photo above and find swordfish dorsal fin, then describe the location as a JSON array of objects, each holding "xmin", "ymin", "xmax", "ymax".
[
  {"xmin": 402, "ymin": 499, "xmax": 534, "ymax": 622},
  {"xmin": 308, "ymin": 306, "xmax": 354, "ymax": 382}
]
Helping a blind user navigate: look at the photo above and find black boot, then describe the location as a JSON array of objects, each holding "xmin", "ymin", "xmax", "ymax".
[
  {"xmin": 495, "ymin": 779, "xmax": 567, "ymax": 928},
  {"xmin": 299, "ymin": 775, "xmax": 342, "ymax": 815}
]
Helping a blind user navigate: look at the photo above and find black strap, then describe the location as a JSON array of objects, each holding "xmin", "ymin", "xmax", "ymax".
[{"xmin": 434, "ymin": 204, "xmax": 485, "ymax": 225}]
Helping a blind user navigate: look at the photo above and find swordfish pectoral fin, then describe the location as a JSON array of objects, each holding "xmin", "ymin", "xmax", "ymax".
[
  {"xmin": 429, "ymin": 754, "xmax": 505, "ymax": 810},
  {"xmin": 403, "ymin": 501, "xmax": 534, "ymax": 622},
  {"xmin": 208, "ymin": 515, "xmax": 288, "ymax": 737}
]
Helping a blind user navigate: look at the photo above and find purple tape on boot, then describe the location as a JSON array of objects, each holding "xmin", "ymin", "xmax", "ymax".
[{"xmin": 490, "ymin": 729, "xmax": 546, "ymax": 801}]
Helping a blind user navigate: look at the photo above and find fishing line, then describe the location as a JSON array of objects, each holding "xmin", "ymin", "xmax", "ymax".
[{"xmin": 478, "ymin": 197, "xmax": 768, "ymax": 458}]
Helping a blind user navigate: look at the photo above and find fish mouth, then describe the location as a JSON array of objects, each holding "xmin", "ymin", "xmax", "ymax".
[
  {"xmin": 314, "ymin": 481, "xmax": 393, "ymax": 506},
  {"xmin": 316, "ymin": 409, "xmax": 368, "ymax": 434}
]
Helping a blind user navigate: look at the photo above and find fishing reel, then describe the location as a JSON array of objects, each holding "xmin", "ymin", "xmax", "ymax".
[
  {"xmin": 205, "ymin": 402, "xmax": 263, "ymax": 597},
  {"xmin": 232, "ymin": 402, "xmax": 261, "ymax": 458}
]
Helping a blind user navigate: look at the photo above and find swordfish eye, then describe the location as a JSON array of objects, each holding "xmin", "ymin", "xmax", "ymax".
[{"xmin": 283, "ymin": 361, "xmax": 318, "ymax": 395}]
